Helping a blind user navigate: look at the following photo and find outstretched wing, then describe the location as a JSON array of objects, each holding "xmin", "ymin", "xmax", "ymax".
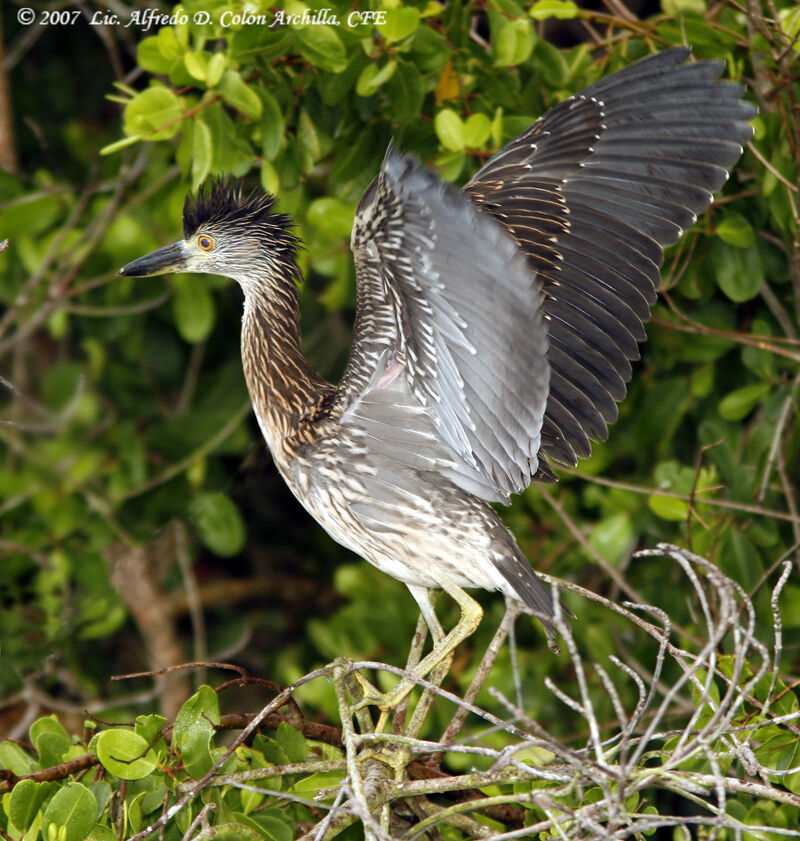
[
  {"xmin": 465, "ymin": 47, "xmax": 756, "ymax": 478},
  {"xmin": 334, "ymin": 147, "xmax": 550, "ymax": 502}
]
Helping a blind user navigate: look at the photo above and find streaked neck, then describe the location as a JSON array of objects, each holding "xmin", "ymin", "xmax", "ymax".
[{"xmin": 241, "ymin": 278, "xmax": 333, "ymax": 450}]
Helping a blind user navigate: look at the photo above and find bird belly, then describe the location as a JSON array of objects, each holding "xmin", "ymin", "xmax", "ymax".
[{"xmin": 274, "ymin": 442, "xmax": 513, "ymax": 595}]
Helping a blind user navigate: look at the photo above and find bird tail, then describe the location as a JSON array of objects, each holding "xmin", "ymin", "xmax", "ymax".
[{"xmin": 495, "ymin": 550, "xmax": 571, "ymax": 653}]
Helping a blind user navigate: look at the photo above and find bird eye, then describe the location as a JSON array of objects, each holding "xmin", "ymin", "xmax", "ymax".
[{"xmin": 198, "ymin": 235, "xmax": 214, "ymax": 251}]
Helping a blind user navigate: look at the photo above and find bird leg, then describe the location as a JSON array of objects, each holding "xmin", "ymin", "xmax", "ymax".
[
  {"xmin": 390, "ymin": 609, "xmax": 433, "ymax": 735},
  {"xmin": 356, "ymin": 576, "xmax": 483, "ymax": 726},
  {"xmin": 398, "ymin": 587, "xmax": 452, "ymax": 740}
]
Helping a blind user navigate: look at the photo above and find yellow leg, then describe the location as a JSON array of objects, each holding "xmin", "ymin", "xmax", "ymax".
[{"xmin": 359, "ymin": 575, "xmax": 483, "ymax": 722}]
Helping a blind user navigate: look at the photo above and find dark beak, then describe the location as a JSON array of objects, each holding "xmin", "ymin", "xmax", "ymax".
[{"xmin": 118, "ymin": 241, "xmax": 186, "ymax": 277}]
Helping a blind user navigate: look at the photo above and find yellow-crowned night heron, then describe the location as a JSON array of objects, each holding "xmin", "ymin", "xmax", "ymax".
[{"xmin": 120, "ymin": 49, "xmax": 754, "ymax": 708}]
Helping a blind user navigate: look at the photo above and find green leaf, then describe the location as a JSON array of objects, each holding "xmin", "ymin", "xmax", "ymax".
[
  {"xmin": 356, "ymin": 61, "xmax": 397, "ymax": 97},
  {"xmin": 248, "ymin": 812, "xmax": 294, "ymax": 841},
  {"xmin": 100, "ymin": 135, "xmax": 141, "ymax": 156},
  {"xmin": 41, "ymin": 783, "xmax": 97, "ymax": 841},
  {"xmin": 386, "ymin": 61, "xmax": 423, "ymax": 124},
  {"xmin": 0, "ymin": 194, "xmax": 61, "ymax": 239},
  {"xmin": 378, "ymin": 7, "xmax": 421, "ymax": 42},
  {"xmin": 260, "ymin": 91, "xmax": 285, "ymax": 161},
  {"xmin": 306, "ymin": 198, "xmax": 356, "ymax": 238},
  {"xmin": 137, "ymin": 37, "xmax": 175, "ymax": 74},
  {"xmin": 780, "ymin": 5, "xmax": 800, "ymax": 51},
  {"xmin": 95, "ymin": 730, "xmax": 157, "ymax": 780},
  {"xmin": 191, "ymin": 118, "xmax": 212, "ymax": 192},
  {"xmin": 690, "ymin": 364, "xmax": 714, "ymax": 398},
  {"xmin": 0, "ymin": 742, "xmax": 37, "ymax": 776},
  {"xmin": 240, "ymin": 786, "xmax": 264, "ymax": 815},
  {"xmin": 722, "ymin": 530, "xmax": 763, "ymax": 592},
  {"xmin": 291, "ymin": 770, "xmax": 345, "ymax": 795},
  {"xmin": 183, "ymin": 52, "xmax": 207, "ymax": 82},
  {"xmin": 220, "ymin": 70, "xmax": 263, "ymax": 119},
  {"xmin": 434, "ymin": 108, "xmax": 465, "ymax": 151},
  {"xmin": 662, "ymin": 0, "xmax": 706, "ymax": 12},
  {"xmin": 174, "ymin": 685, "xmax": 220, "ymax": 780},
  {"xmin": 293, "ymin": 26, "xmax": 347, "ymax": 73},
  {"xmin": 409, "ymin": 25, "xmax": 450, "ymax": 72},
  {"xmin": 712, "ymin": 241, "xmax": 763, "ymax": 302},
  {"xmin": 206, "ymin": 53, "xmax": 227, "ymax": 87},
  {"xmin": 532, "ymin": 38, "xmax": 568, "ymax": 86},
  {"xmin": 214, "ymin": 818, "xmax": 268, "ymax": 841},
  {"xmin": 8, "ymin": 780, "xmax": 51, "ymax": 831},
  {"xmin": 718, "ymin": 382, "xmax": 770, "ymax": 421},
  {"xmin": 90, "ymin": 781, "xmax": 113, "ymax": 816},
  {"xmin": 529, "ymin": 0, "xmax": 579, "ymax": 19},
  {"xmin": 172, "ymin": 274, "xmax": 215, "ymax": 344},
  {"xmin": 30, "ymin": 717, "xmax": 71, "ymax": 768},
  {"xmin": 190, "ymin": 492, "xmax": 246, "ymax": 557},
  {"xmin": 134, "ymin": 714, "xmax": 167, "ymax": 753},
  {"xmin": 156, "ymin": 25, "xmax": 183, "ymax": 61},
  {"xmin": 261, "ymin": 160, "xmax": 280, "ymax": 195},
  {"xmin": 588, "ymin": 513, "xmax": 634, "ymax": 565},
  {"xmin": 276, "ymin": 722, "xmax": 307, "ymax": 763},
  {"xmin": 716, "ymin": 213, "xmax": 755, "ymax": 248},
  {"xmin": 463, "ymin": 113, "xmax": 491, "ymax": 148},
  {"xmin": 87, "ymin": 826, "xmax": 117, "ymax": 841},
  {"xmin": 494, "ymin": 19, "xmax": 533, "ymax": 67},
  {"xmin": 255, "ymin": 735, "xmax": 290, "ymax": 767},
  {"xmin": 123, "ymin": 86, "xmax": 183, "ymax": 140},
  {"xmin": 648, "ymin": 494, "xmax": 689, "ymax": 522},
  {"xmin": 434, "ymin": 150, "xmax": 466, "ymax": 182}
]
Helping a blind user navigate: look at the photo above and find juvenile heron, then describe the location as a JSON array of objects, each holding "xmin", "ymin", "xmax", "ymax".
[{"xmin": 120, "ymin": 49, "xmax": 754, "ymax": 708}]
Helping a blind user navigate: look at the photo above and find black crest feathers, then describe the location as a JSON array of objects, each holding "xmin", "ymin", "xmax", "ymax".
[{"xmin": 182, "ymin": 180, "xmax": 297, "ymax": 248}]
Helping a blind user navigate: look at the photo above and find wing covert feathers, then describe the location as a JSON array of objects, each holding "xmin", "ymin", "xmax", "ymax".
[
  {"xmin": 343, "ymin": 147, "xmax": 551, "ymax": 501},
  {"xmin": 466, "ymin": 47, "xmax": 755, "ymax": 477}
]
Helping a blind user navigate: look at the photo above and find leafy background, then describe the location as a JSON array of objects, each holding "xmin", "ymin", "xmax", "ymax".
[{"xmin": 0, "ymin": 0, "xmax": 799, "ymax": 838}]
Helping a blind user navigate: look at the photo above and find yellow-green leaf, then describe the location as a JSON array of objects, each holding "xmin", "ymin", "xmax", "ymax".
[
  {"xmin": 191, "ymin": 118, "xmax": 212, "ymax": 192},
  {"xmin": 356, "ymin": 61, "xmax": 397, "ymax": 97},
  {"xmin": 219, "ymin": 70, "xmax": 262, "ymax": 119},
  {"xmin": 378, "ymin": 7, "xmax": 420, "ymax": 42},
  {"xmin": 95, "ymin": 730, "xmax": 157, "ymax": 781},
  {"xmin": 206, "ymin": 53, "xmax": 227, "ymax": 87},
  {"xmin": 648, "ymin": 494, "xmax": 689, "ymax": 522},
  {"xmin": 123, "ymin": 87, "xmax": 182, "ymax": 140},
  {"xmin": 716, "ymin": 213, "xmax": 755, "ymax": 248},
  {"xmin": 434, "ymin": 108, "xmax": 465, "ymax": 151},
  {"xmin": 463, "ymin": 113, "xmax": 491, "ymax": 148},
  {"xmin": 494, "ymin": 19, "xmax": 533, "ymax": 67},
  {"xmin": 718, "ymin": 382, "xmax": 770, "ymax": 421},
  {"xmin": 183, "ymin": 52, "xmax": 206, "ymax": 82},
  {"xmin": 529, "ymin": 0, "xmax": 579, "ymax": 19}
]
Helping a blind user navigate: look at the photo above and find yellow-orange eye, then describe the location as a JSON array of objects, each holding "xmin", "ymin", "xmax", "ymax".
[{"xmin": 198, "ymin": 235, "xmax": 214, "ymax": 251}]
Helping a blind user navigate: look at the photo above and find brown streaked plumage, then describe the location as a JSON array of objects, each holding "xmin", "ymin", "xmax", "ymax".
[{"xmin": 119, "ymin": 49, "xmax": 755, "ymax": 705}]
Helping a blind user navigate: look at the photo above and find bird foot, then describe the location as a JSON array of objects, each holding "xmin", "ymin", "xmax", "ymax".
[
  {"xmin": 357, "ymin": 741, "xmax": 413, "ymax": 780},
  {"xmin": 351, "ymin": 677, "xmax": 418, "ymax": 733}
]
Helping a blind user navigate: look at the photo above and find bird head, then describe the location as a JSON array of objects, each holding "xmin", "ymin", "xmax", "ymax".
[{"xmin": 118, "ymin": 181, "xmax": 300, "ymax": 291}]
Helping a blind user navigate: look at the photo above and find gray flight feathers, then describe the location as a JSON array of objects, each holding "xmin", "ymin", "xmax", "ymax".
[
  {"xmin": 466, "ymin": 47, "xmax": 756, "ymax": 477},
  {"xmin": 340, "ymin": 49, "xmax": 754, "ymax": 503},
  {"xmin": 340, "ymin": 143, "xmax": 551, "ymax": 503}
]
